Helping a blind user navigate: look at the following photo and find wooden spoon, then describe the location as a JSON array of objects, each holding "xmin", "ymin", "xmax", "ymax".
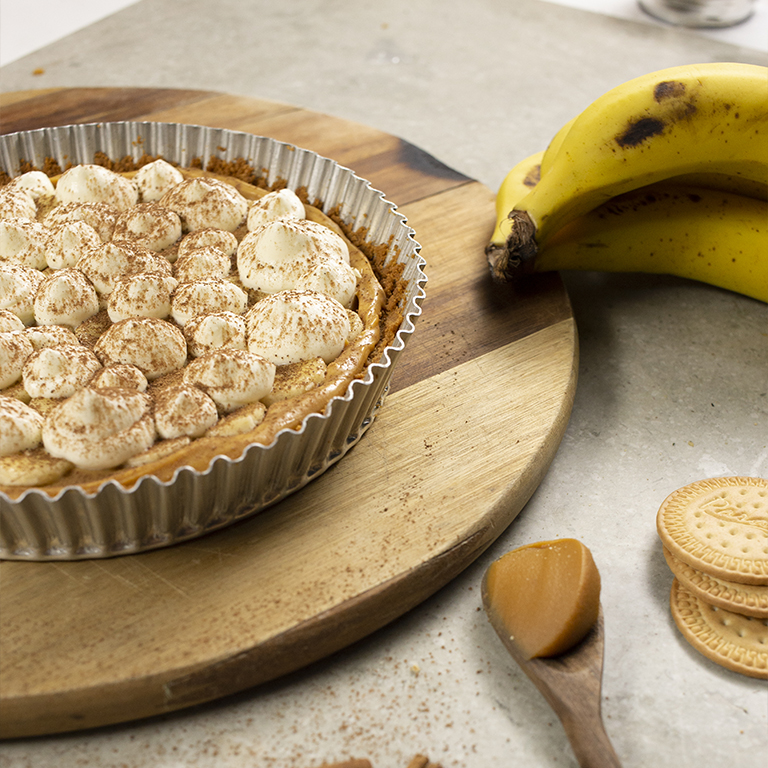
[{"xmin": 482, "ymin": 584, "xmax": 622, "ymax": 768}]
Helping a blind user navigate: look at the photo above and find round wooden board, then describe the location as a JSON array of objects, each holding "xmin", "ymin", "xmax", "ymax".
[{"xmin": 0, "ymin": 89, "xmax": 577, "ymax": 738}]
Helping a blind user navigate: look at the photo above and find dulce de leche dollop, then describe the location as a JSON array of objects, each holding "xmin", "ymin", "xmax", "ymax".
[{"xmin": 483, "ymin": 538, "xmax": 601, "ymax": 659}]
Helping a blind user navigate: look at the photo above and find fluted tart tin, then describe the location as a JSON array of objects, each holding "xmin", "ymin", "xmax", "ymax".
[{"xmin": 0, "ymin": 122, "xmax": 425, "ymax": 560}]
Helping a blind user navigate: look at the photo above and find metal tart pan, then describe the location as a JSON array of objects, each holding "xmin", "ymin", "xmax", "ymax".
[{"xmin": 0, "ymin": 122, "xmax": 425, "ymax": 559}]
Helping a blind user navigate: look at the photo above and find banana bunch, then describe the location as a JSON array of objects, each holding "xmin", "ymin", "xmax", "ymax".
[{"xmin": 486, "ymin": 62, "xmax": 768, "ymax": 302}]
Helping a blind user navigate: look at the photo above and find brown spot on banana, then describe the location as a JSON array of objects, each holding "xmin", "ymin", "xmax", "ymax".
[
  {"xmin": 617, "ymin": 80, "xmax": 703, "ymax": 148},
  {"xmin": 523, "ymin": 165, "xmax": 541, "ymax": 188},
  {"xmin": 654, "ymin": 80, "xmax": 687, "ymax": 101},
  {"xmin": 616, "ymin": 117, "xmax": 666, "ymax": 147}
]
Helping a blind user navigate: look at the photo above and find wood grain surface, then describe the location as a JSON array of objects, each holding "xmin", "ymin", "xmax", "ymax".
[{"xmin": 0, "ymin": 88, "xmax": 577, "ymax": 738}]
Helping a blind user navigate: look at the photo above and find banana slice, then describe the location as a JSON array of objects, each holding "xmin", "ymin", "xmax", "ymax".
[
  {"xmin": 262, "ymin": 358, "xmax": 327, "ymax": 407},
  {"xmin": 205, "ymin": 402, "xmax": 268, "ymax": 437},
  {"xmin": 0, "ymin": 450, "xmax": 72, "ymax": 487},
  {"xmin": 125, "ymin": 436, "xmax": 192, "ymax": 468}
]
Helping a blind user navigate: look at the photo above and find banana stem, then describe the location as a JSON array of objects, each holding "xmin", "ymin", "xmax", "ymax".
[{"xmin": 485, "ymin": 210, "xmax": 538, "ymax": 282}]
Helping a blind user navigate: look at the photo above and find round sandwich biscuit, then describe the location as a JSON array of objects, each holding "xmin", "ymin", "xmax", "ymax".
[
  {"xmin": 656, "ymin": 476, "xmax": 768, "ymax": 586},
  {"xmin": 669, "ymin": 579, "xmax": 768, "ymax": 680},
  {"xmin": 663, "ymin": 547, "xmax": 768, "ymax": 618}
]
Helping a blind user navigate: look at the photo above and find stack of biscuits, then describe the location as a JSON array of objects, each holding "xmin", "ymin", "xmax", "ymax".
[{"xmin": 656, "ymin": 476, "xmax": 768, "ymax": 680}]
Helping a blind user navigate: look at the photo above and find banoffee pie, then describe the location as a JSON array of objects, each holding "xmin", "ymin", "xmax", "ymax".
[{"xmin": 0, "ymin": 159, "xmax": 399, "ymax": 498}]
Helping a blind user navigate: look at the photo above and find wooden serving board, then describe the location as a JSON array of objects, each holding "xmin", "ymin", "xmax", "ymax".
[{"xmin": 0, "ymin": 89, "xmax": 577, "ymax": 738}]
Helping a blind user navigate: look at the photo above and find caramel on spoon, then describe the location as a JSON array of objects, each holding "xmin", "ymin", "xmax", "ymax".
[{"xmin": 482, "ymin": 538, "xmax": 622, "ymax": 768}]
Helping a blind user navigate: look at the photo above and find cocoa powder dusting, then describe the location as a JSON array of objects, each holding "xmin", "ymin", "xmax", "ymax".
[{"xmin": 0, "ymin": 152, "xmax": 413, "ymax": 497}]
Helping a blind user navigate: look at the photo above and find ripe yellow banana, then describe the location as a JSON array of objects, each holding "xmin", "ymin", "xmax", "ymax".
[
  {"xmin": 538, "ymin": 116, "xmax": 575, "ymax": 178},
  {"xmin": 487, "ymin": 62, "xmax": 768, "ymax": 283},
  {"xmin": 538, "ymin": 183, "xmax": 768, "ymax": 302},
  {"xmin": 540, "ymin": 123, "xmax": 767, "ymax": 202},
  {"xmin": 667, "ymin": 171, "xmax": 768, "ymax": 202},
  {"xmin": 487, "ymin": 150, "xmax": 767, "ymax": 302},
  {"xmin": 491, "ymin": 150, "xmax": 543, "ymax": 240}
]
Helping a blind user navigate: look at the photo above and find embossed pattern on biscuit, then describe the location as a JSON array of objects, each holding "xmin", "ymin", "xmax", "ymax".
[
  {"xmin": 663, "ymin": 547, "xmax": 768, "ymax": 618},
  {"xmin": 669, "ymin": 579, "xmax": 768, "ymax": 680},
  {"xmin": 657, "ymin": 477, "xmax": 768, "ymax": 585}
]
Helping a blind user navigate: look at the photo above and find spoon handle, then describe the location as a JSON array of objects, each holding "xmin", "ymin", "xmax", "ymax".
[
  {"xmin": 523, "ymin": 664, "xmax": 622, "ymax": 768},
  {"xmin": 520, "ymin": 613, "xmax": 622, "ymax": 768},
  {"xmin": 555, "ymin": 707, "xmax": 622, "ymax": 768}
]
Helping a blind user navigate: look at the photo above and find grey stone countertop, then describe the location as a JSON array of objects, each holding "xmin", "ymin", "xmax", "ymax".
[{"xmin": 1, "ymin": 1, "xmax": 766, "ymax": 766}]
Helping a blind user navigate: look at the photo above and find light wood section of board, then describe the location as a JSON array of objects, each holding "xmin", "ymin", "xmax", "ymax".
[{"xmin": 0, "ymin": 318, "xmax": 575, "ymax": 737}]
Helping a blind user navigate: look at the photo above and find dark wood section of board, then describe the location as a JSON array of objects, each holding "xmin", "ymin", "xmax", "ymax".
[
  {"xmin": 0, "ymin": 87, "xmax": 219, "ymax": 134},
  {"xmin": 0, "ymin": 88, "xmax": 570, "ymax": 395},
  {"xmin": 1, "ymin": 87, "xmax": 471, "ymax": 206}
]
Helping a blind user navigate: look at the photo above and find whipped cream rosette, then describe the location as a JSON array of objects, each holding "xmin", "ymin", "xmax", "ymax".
[
  {"xmin": 45, "ymin": 220, "xmax": 102, "ymax": 270},
  {"xmin": 0, "ymin": 186, "xmax": 38, "ymax": 220},
  {"xmin": 0, "ymin": 122, "xmax": 425, "ymax": 559},
  {"xmin": 55, "ymin": 164, "xmax": 138, "ymax": 211},
  {"xmin": 0, "ymin": 218, "xmax": 48, "ymax": 269},
  {"xmin": 0, "ymin": 263, "xmax": 44, "ymax": 324},
  {"xmin": 0, "ymin": 310, "xmax": 24, "ymax": 334},
  {"xmin": 3, "ymin": 170, "xmax": 55, "ymax": 201},
  {"xmin": 133, "ymin": 159, "xmax": 184, "ymax": 202},
  {"xmin": 42, "ymin": 388, "xmax": 155, "ymax": 470},
  {"xmin": 0, "ymin": 396, "xmax": 44, "ymax": 456},
  {"xmin": 0, "ymin": 332, "xmax": 34, "ymax": 389},
  {"xmin": 44, "ymin": 201, "xmax": 118, "ymax": 242},
  {"xmin": 113, "ymin": 202, "xmax": 182, "ymax": 252}
]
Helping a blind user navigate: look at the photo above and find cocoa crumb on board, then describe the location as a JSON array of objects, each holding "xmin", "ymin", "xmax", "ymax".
[
  {"xmin": 406, "ymin": 755, "xmax": 443, "ymax": 768},
  {"xmin": 315, "ymin": 756, "xmax": 442, "ymax": 768}
]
